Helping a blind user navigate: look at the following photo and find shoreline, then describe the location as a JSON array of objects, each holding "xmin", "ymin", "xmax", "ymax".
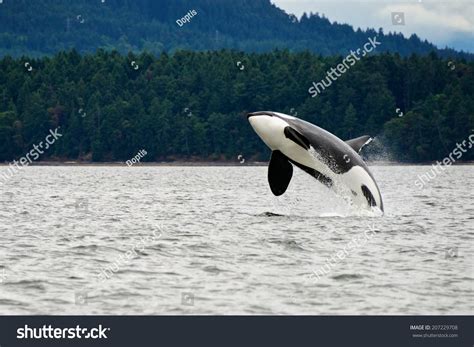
[{"xmin": 1, "ymin": 161, "xmax": 473, "ymax": 167}]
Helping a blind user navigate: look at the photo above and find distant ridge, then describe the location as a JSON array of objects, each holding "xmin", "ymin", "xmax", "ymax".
[{"xmin": 0, "ymin": 0, "xmax": 472, "ymax": 59}]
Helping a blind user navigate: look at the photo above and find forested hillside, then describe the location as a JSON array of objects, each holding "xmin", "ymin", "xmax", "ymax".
[
  {"xmin": 0, "ymin": 0, "xmax": 471, "ymax": 59},
  {"xmin": 0, "ymin": 49, "xmax": 472, "ymax": 162}
]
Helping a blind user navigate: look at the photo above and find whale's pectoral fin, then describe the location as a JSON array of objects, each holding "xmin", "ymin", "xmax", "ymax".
[
  {"xmin": 345, "ymin": 135, "xmax": 373, "ymax": 153},
  {"xmin": 284, "ymin": 126, "xmax": 310, "ymax": 150},
  {"xmin": 268, "ymin": 150, "xmax": 293, "ymax": 196}
]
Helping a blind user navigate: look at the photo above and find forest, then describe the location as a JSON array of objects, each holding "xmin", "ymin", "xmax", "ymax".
[
  {"xmin": 0, "ymin": 49, "xmax": 472, "ymax": 163},
  {"xmin": 0, "ymin": 0, "xmax": 472, "ymax": 60}
]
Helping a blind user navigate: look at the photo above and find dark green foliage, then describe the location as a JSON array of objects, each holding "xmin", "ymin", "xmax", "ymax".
[
  {"xmin": 0, "ymin": 49, "xmax": 472, "ymax": 162},
  {"xmin": 0, "ymin": 0, "xmax": 472, "ymax": 60}
]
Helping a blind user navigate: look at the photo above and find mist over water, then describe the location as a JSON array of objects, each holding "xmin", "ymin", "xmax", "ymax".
[{"xmin": 0, "ymin": 165, "xmax": 472, "ymax": 314}]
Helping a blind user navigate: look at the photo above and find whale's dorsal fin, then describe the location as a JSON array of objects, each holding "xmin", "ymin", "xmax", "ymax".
[
  {"xmin": 345, "ymin": 135, "xmax": 372, "ymax": 153},
  {"xmin": 268, "ymin": 150, "xmax": 293, "ymax": 196}
]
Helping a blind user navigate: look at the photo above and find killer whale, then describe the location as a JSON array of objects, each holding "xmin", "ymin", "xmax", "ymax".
[{"xmin": 247, "ymin": 111, "xmax": 384, "ymax": 212}]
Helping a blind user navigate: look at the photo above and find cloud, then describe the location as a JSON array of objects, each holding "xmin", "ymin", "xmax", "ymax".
[
  {"xmin": 379, "ymin": 3, "xmax": 473, "ymax": 33},
  {"xmin": 272, "ymin": 0, "xmax": 474, "ymax": 52}
]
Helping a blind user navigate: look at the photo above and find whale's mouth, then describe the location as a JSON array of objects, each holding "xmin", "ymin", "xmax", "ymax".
[{"xmin": 246, "ymin": 111, "xmax": 275, "ymax": 119}]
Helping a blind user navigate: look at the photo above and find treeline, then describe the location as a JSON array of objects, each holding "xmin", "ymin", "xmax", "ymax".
[
  {"xmin": 0, "ymin": 0, "xmax": 471, "ymax": 60},
  {"xmin": 0, "ymin": 49, "xmax": 473, "ymax": 162}
]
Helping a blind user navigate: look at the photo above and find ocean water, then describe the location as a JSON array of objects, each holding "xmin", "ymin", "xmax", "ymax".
[{"xmin": 0, "ymin": 164, "xmax": 472, "ymax": 315}]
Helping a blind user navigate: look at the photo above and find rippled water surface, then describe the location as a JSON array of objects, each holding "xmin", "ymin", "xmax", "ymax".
[{"xmin": 0, "ymin": 165, "xmax": 473, "ymax": 314}]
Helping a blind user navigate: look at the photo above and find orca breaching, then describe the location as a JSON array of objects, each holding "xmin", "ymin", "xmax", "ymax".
[{"xmin": 247, "ymin": 111, "xmax": 384, "ymax": 212}]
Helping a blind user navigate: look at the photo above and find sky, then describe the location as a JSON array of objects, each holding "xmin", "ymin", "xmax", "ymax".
[{"xmin": 272, "ymin": 0, "xmax": 474, "ymax": 53}]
